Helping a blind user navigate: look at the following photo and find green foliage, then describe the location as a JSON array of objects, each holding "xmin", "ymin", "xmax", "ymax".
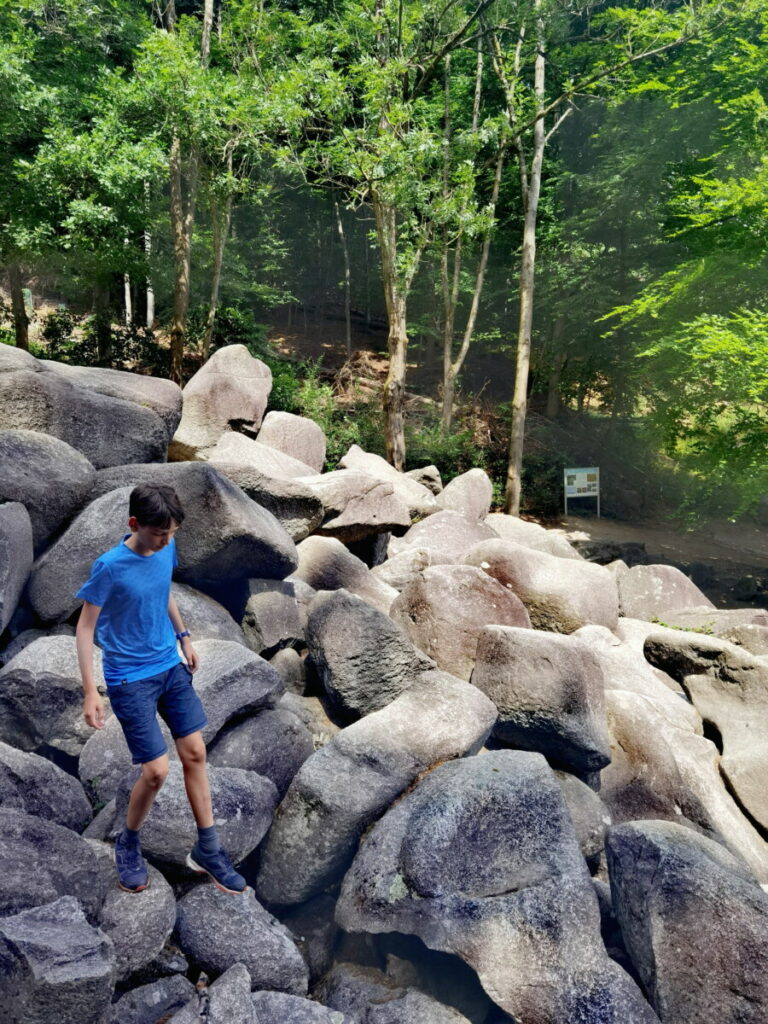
[
  {"xmin": 186, "ymin": 304, "xmax": 270, "ymax": 355},
  {"xmin": 405, "ymin": 420, "xmax": 484, "ymax": 484}
]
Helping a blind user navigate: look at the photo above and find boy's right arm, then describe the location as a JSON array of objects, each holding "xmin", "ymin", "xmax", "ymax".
[{"xmin": 76, "ymin": 601, "xmax": 105, "ymax": 729}]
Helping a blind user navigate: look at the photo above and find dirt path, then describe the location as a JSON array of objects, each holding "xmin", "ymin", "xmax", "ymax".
[{"xmin": 556, "ymin": 515, "xmax": 768, "ymax": 576}]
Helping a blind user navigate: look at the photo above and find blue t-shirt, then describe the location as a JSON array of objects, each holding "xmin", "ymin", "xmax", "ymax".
[{"xmin": 76, "ymin": 535, "xmax": 180, "ymax": 684}]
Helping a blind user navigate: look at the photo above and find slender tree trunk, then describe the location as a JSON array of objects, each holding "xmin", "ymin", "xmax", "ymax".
[
  {"xmin": 7, "ymin": 262, "xmax": 29, "ymax": 350},
  {"xmin": 203, "ymin": 191, "xmax": 232, "ymax": 360},
  {"xmin": 144, "ymin": 181, "xmax": 155, "ymax": 329},
  {"xmin": 334, "ymin": 199, "xmax": 352, "ymax": 360},
  {"xmin": 94, "ymin": 281, "xmax": 112, "ymax": 365},
  {"xmin": 505, "ymin": 2, "xmax": 545, "ymax": 515},
  {"xmin": 374, "ymin": 197, "xmax": 408, "ymax": 470},
  {"xmin": 546, "ymin": 315, "xmax": 565, "ymax": 418},
  {"xmin": 201, "ymin": 0, "xmax": 214, "ymax": 66},
  {"xmin": 123, "ymin": 238, "xmax": 133, "ymax": 326}
]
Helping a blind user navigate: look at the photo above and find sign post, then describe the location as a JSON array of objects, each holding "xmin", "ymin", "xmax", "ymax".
[{"xmin": 564, "ymin": 467, "xmax": 600, "ymax": 517}]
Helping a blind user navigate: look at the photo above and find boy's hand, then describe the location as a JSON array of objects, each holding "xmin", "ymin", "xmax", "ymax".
[
  {"xmin": 182, "ymin": 638, "xmax": 199, "ymax": 672},
  {"xmin": 84, "ymin": 692, "xmax": 105, "ymax": 730}
]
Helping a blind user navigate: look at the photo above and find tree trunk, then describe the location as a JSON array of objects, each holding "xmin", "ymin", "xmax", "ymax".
[
  {"xmin": 374, "ymin": 197, "xmax": 408, "ymax": 470},
  {"xmin": 546, "ymin": 315, "xmax": 565, "ymax": 418},
  {"xmin": 94, "ymin": 281, "xmax": 112, "ymax": 365},
  {"xmin": 334, "ymin": 199, "xmax": 352, "ymax": 360},
  {"xmin": 7, "ymin": 262, "xmax": 29, "ymax": 350},
  {"xmin": 202, "ymin": 190, "xmax": 232, "ymax": 360},
  {"xmin": 504, "ymin": 2, "xmax": 545, "ymax": 516},
  {"xmin": 123, "ymin": 238, "xmax": 132, "ymax": 326},
  {"xmin": 169, "ymin": 136, "xmax": 198, "ymax": 384}
]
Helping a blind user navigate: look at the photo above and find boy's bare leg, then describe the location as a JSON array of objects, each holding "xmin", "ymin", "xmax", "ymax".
[
  {"xmin": 176, "ymin": 731, "xmax": 214, "ymax": 829},
  {"xmin": 125, "ymin": 754, "xmax": 170, "ymax": 831}
]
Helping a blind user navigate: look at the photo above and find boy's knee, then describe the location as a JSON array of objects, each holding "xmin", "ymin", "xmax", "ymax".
[
  {"xmin": 142, "ymin": 760, "xmax": 169, "ymax": 789},
  {"xmin": 178, "ymin": 735, "xmax": 206, "ymax": 768}
]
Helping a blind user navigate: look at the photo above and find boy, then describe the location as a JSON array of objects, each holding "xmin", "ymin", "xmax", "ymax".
[{"xmin": 76, "ymin": 483, "xmax": 246, "ymax": 895}]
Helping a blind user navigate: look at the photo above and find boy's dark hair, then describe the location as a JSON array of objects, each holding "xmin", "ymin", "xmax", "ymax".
[{"xmin": 129, "ymin": 484, "xmax": 185, "ymax": 528}]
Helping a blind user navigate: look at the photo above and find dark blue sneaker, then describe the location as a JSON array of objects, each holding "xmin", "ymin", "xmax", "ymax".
[
  {"xmin": 186, "ymin": 844, "xmax": 246, "ymax": 894},
  {"xmin": 114, "ymin": 831, "xmax": 149, "ymax": 893}
]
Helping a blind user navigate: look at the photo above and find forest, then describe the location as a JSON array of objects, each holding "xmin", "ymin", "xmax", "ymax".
[{"xmin": 1, "ymin": 0, "xmax": 767, "ymax": 522}]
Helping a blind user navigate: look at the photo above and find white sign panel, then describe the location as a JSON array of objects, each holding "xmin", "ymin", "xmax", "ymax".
[{"xmin": 564, "ymin": 467, "xmax": 600, "ymax": 516}]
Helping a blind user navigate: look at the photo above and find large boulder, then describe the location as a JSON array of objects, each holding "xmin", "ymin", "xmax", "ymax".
[
  {"xmin": 114, "ymin": 762, "xmax": 279, "ymax": 866},
  {"xmin": 644, "ymin": 628, "xmax": 768, "ymax": 831},
  {"xmin": 36, "ymin": 466, "xmax": 298, "ymax": 621},
  {"xmin": 257, "ymin": 410, "xmax": 327, "ymax": 473},
  {"xmin": 471, "ymin": 626, "xmax": 611, "ymax": 773},
  {"xmin": 391, "ymin": 565, "xmax": 531, "ymax": 681},
  {"xmin": 0, "ymin": 623, "xmax": 74, "ymax": 666},
  {"xmin": 0, "ymin": 346, "xmax": 173, "ymax": 467},
  {"xmin": 607, "ymin": 820, "xmax": 768, "ymax": 1024},
  {"xmin": 305, "ymin": 589, "xmax": 434, "ymax": 719},
  {"xmin": 88, "ymin": 840, "xmax": 176, "ymax": 984},
  {"xmin": 169, "ymin": 344, "xmax": 272, "ymax": 459},
  {"xmin": 720, "ymin": 622, "xmax": 768, "ymax": 656},
  {"xmin": 0, "ymin": 635, "xmax": 107, "ymax": 756},
  {"xmin": 556, "ymin": 770, "xmax": 612, "ymax": 864},
  {"xmin": 485, "ymin": 513, "xmax": 581, "ymax": 560},
  {"xmin": 338, "ymin": 445, "xmax": 436, "ymax": 518},
  {"xmin": 251, "ymin": 991, "xmax": 353, "ymax": 1024},
  {"xmin": 294, "ymin": 535, "xmax": 397, "ymax": 615},
  {"xmin": 239, "ymin": 579, "xmax": 305, "ymax": 653},
  {"xmin": 256, "ymin": 671, "xmax": 496, "ymax": 905},
  {"xmin": 434, "ymin": 468, "xmax": 492, "ymax": 521},
  {"xmin": 0, "ymin": 429, "xmax": 95, "ymax": 552},
  {"xmin": 405, "ymin": 464, "xmax": 443, "ymax": 494},
  {"xmin": 336, "ymin": 751, "xmax": 659, "ymax": 1024},
  {"xmin": 465, "ymin": 538, "xmax": 619, "ymax": 633},
  {"xmin": 0, "ymin": 809, "xmax": 108, "ymax": 921},
  {"xmin": 176, "ymin": 884, "xmax": 309, "ymax": 994},
  {"xmin": 207, "ymin": 430, "xmax": 317, "ymax": 478},
  {"xmin": 0, "ymin": 895, "xmax": 115, "ymax": 1024},
  {"xmin": 168, "ymin": 963, "xmax": 256, "ymax": 1024},
  {"xmin": 580, "ymin": 627, "xmax": 768, "ymax": 883},
  {"xmin": 110, "ymin": 977, "xmax": 196, "ymax": 1024},
  {"xmin": 0, "ymin": 501, "xmax": 33, "ymax": 633},
  {"xmin": 657, "ymin": 606, "xmax": 768, "ymax": 634},
  {"xmin": 371, "ymin": 546, "xmax": 431, "ymax": 591},
  {"xmin": 300, "ymin": 470, "xmax": 411, "ymax": 543},
  {"xmin": 388, "ymin": 510, "xmax": 497, "ymax": 565},
  {"xmin": 316, "ymin": 963, "xmax": 472, "ymax": 1023},
  {"xmin": 617, "ymin": 563, "xmax": 715, "ymax": 621},
  {"xmin": 0, "ymin": 740, "xmax": 92, "ymax": 831},
  {"xmin": 205, "ymin": 461, "xmax": 324, "ymax": 542},
  {"xmin": 171, "ymin": 582, "xmax": 247, "ymax": 646},
  {"xmin": 208, "ymin": 706, "xmax": 314, "ymax": 797}
]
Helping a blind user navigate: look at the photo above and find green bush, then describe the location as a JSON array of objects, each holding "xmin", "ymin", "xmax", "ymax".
[{"xmin": 187, "ymin": 304, "xmax": 270, "ymax": 357}]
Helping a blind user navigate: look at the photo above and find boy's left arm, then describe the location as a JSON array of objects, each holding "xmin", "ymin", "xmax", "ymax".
[{"xmin": 168, "ymin": 593, "xmax": 199, "ymax": 672}]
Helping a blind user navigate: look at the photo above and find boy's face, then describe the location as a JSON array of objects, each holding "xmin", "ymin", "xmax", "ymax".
[{"xmin": 128, "ymin": 517, "xmax": 179, "ymax": 552}]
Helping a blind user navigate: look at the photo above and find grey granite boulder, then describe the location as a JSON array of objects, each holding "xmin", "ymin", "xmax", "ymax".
[
  {"xmin": 171, "ymin": 581, "xmax": 247, "ymax": 646},
  {"xmin": 644, "ymin": 628, "xmax": 768, "ymax": 830},
  {"xmin": 279, "ymin": 892, "xmax": 339, "ymax": 982},
  {"xmin": 405, "ymin": 464, "xmax": 443, "ymax": 494},
  {"xmin": 240, "ymin": 578, "xmax": 304, "ymax": 652},
  {"xmin": 339, "ymin": 444, "xmax": 436, "ymax": 517},
  {"xmin": 270, "ymin": 647, "xmax": 306, "ymax": 694},
  {"xmin": 169, "ymin": 963, "xmax": 256, "ymax": 1024},
  {"xmin": 0, "ymin": 740, "xmax": 91, "ymax": 831},
  {"xmin": 88, "ymin": 840, "xmax": 176, "ymax": 983},
  {"xmin": 0, "ymin": 429, "xmax": 95, "ymax": 553},
  {"xmin": 371, "ymin": 546, "xmax": 431, "ymax": 591},
  {"xmin": 257, "ymin": 410, "xmax": 327, "ymax": 472},
  {"xmin": 0, "ymin": 895, "xmax": 115, "ymax": 1024},
  {"xmin": 617, "ymin": 563, "xmax": 715, "ymax": 621},
  {"xmin": 0, "ymin": 809, "xmax": 107, "ymax": 921},
  {"xmin": 305, "ymin": 589, "xmax": 434, "ymax": 719},
  {"xmin": 555, "ymin": 770, "xmax": 612, "ymax": 864},
  {"xmin": 251, "ymin": 991, "xmax": 351, "ymax": 1023},
  {"xmin": 169, "ymin": 344, "xmax": 272, "ymax": 459},
  {"xmin": 0, "ymin": 347, "xmax": 172, "ymax": 468},
  {"xmin": 388, "ymin": 510, "xmax": 497, "ymax": 565},
  {"xmin": 0, "ymin": 501, "xmax": 33, "ymax": 633},
  {"xmin": 110, "ymin": 976, "xmax": 196, "ymax": 1024},
  {"xmin": 176, "ymin": 885, "xmax": 309, "ymax": 994},
  {"xmin": 256, "ymin": 671, "xmax": 496, "ymax": 905},
  {"xmin": 114, "ymin": 762, "xmax": 278, "ymax": 866},
  {"xmin": 485, "ymin": 513, "xmax": 581, "ymax": 560},
  {"xmin": 720, "ymin": 622, "xmax": 768, "ymax": 656},
  {"xmin": 208, "ymin": 462, "xmax": 324, "ymax": 542},
  {"xmin": 0, "ymin": 623, "xmax": 75, "ymax": 666},
  {"xmin": 658, "ymin": 606, "xmax": 768, "ymax": 634},
  {"xmin": 470, "ymin": 626, "xmax": 611, "ymax": 773},
  {"xmin": 607, "ymin": 820, "xmax": 768, "ymax": 1024},
  {"xmin": 316, "ymin": 963, "xmax": 471, "ymax": 1023},
  {"xmin": 300, "ymin": 470, "xmax": 411, "ymax": 543},
  {"xmin": 465, "ymin": 538, "xmax": 619, "ymax": 632},
  {"xmin": 391, "ymin": 565, "xmax": 531, "ymax": 680},
  {"xmin": 435, "ymin": 468, "xmax": 492, "ymax": 521},
  {"xmin": 294, "ymin": 535, "xmax": 397, "ymax": 615},
  {"xmin": 0, "ymin": 635, "xmax": 107, "ymax": 756},
  {"xmin": 208, "ymin": 706, "xmax": 314, "ymax": 797},
  {"xmin": 207, "ymin": 430, "xmax": 317, "ymax": 478},
  {"xmin": 336, "ymin": 751, "xmax": 659, "ymax": 1024}
]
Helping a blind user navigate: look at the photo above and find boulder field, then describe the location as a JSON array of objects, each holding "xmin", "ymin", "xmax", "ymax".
[{"xmin": 1, "ymin": 342, "xmax": 767, "ymax": 1023}]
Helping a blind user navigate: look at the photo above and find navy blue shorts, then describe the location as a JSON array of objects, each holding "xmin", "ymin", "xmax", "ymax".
[{"xmin": 106, "ymin": 662, "xmax": 208, "ymax": 765}]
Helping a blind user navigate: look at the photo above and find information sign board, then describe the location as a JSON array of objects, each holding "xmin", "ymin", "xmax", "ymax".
[{"xmin": 564, "ymin": 467, "xmax": 600, "ymax": 516}]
